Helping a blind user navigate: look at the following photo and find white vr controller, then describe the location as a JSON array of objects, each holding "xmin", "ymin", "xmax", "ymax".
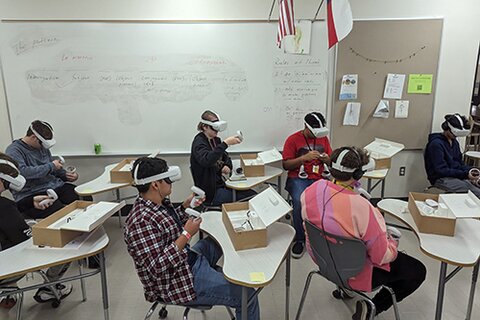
[
  {"xmin": 236, "ymin": 130, "xmax": 244, "ymax": 142},
  {"xmin": 39, "ymin": 189, "xmax": 58, "ymax": 207},
  {"xmin": 185, "ymin": 208, "xmax": 202, "ymax": 218},
  {"xmin": 190, "ymin": 186, "xmax": 206, "ymax": 208}
]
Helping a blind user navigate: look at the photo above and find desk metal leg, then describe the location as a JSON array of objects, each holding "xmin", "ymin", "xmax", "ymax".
[
  {"xmin": 115, "ymin": 189, "xmax": 122, "ymax": 227},
  {"xmin": 232, "ymin": 190, "xmax": 237, "ymax": 202},
  {"xmin": 367, "ymin": 179, "xmax": 372, "ymax": 193},
  {"xmin": 241, "ymin": 286, "xmax": 248, "ymax": 320},
  {"xmin": 278, "ymin": 176, "xmax": 282, "ymax": 194},
  {"xmin": 285, "ymin": 245, "xmax": 291, "ymax": 320},
  {"xmin": 466, "ymin": 261, "xmax": 480, "ymax": 320},
  {"xmin": 78, "ymin": 260, "xmax": 87, "ymax": 301},
  {"xmin": 381, "ymin": 178, "xmax": 386, "ymax": 199},
  {"xmin": 99, "ymin": 251, "xmax": 110, "ymax": 320},
  {"xmin": 435, "ymin": 262, "xmax": 448, "ymax": 320}
]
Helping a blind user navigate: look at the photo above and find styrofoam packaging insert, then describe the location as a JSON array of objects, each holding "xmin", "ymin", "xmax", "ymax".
[
  {"xmin": 248, "ymin": 186, "xmax": 292, "ymax": 227},
  {"xmin": 364, "ymin": 138, "xmax": 405, "ymax": 159},
  {"xmin": 438, "ymin": 191, "xmax": 480, "ymax": 218},
  {"xmin": 257, "ymin": 147, "xmax": 283, "ymax": 164}
]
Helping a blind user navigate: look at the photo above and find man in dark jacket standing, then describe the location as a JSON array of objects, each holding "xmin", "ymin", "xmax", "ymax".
[{"xmin": 424, "ymin": 113, "xmax": 480, "ymax": 196}]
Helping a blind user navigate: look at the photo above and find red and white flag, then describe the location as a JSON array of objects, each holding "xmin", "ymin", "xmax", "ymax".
[
  {"xmin": 276, "ymin": 0, "xmax": 296, "ymax": 48},
  {"xmin": 327, "ymin": 0, "xmax": 353, "ymax": 48}
]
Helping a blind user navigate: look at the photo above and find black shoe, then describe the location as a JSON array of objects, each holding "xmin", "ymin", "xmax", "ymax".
[
  {"xmin": 291, "ymin": 242, "xmax": 305, "ymax": 259},
  {"xmin": 352, "ymin": 300, "xmax": 373, "ymax": 320},
  {"xmin": 33, "ymin": 284, "xmax": 73, "ymax": 303}
]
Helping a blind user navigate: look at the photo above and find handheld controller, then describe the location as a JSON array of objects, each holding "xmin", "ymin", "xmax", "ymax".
[
  {"xmin": 185, "ymin": 208, "xmax": 201, "ymax": 218},
  {"xmin": 190, "ymin": 186, "xmax": 206, "ymax": 208},
  {"xmin": 39, "ymin": 189, "xmax": 58, "ymax": 207},
  {"xmin": 236, "ymin": 130, "xmax": 243, "ymax": 142}
]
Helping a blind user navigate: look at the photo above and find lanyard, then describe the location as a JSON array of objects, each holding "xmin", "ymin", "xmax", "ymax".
[
  {"xmin": 303, "ymin": 133, "xmax": 316, "ymax": 151},
  {"xmin": 333, "ymin": 180, "xmax": 354, "ymax": 191}
]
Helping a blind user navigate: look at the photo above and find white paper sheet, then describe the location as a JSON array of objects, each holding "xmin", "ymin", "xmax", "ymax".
[
  {"xmin": 339, "ymin": 74, "xmax": 358, "ymax": 100},
  {"xmin": 395, "ymin": 100, "xmax": 409, "ymax": 118},
  {"xmin": 343, "ymin": 102, "xmax": 361, "ymax": 126},
  {"xmin": 283, "ymin": 20, "xmax": 312, "ymax": 54},
  {"xmin": 383, "ymin": 73, "xmax": 406, "ymax": 99},
  {"xmin": 373, "ymin": 100, "xmax": 390, "ymax": 118},
  {"xmin": 258, "ymin": 147, "xmax": 282, "ymax": 164}
]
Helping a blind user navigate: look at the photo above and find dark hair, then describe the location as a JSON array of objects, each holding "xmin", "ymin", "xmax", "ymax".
[
  {"xmin": 0, "ymin": 152, "xmax": 19, "ymax": 178},
  {"xmin": 197, "ymin": 110, "xmax": 219, "ymax": 131},
  {"xmin": 304, "ymin": 112, "xmax": 326, "ymax": 128},
  {"xmin": 441, "ymin": 114, "xmax": 470, "ymax": 131},
  {"xmin": 131, "ymin": 157, "xmax": 168, "ymax": 193},
  {"xmin": 26, "ymin": 120, "xmax": 54, "ymax": 139},
  {"xmin": 329, "ymin": 147, "xmax": 369, "ymax": 181}
]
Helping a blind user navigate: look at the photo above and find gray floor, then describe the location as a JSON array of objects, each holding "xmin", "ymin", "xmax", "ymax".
[{"xmin": 1, "ymin": 215, "xmax": 479, "ymax": 320}]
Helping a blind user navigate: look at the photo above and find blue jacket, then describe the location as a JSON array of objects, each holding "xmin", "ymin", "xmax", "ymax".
[{"xmin": 424, "ymin": 133, "xmax": 470, "ymax": 185}]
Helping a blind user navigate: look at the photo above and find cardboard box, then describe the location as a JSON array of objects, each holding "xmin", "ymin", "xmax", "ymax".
[
  {"xmin": 364, "ymin": 138, "xmax": 404, "ymax": 170},
  {"xmin": 222, "ymin": 186, "xmax": 292, "ymax": 250},
  {"xmin": 32, "ymin": 200, "xmax": 125, "ymax": 247},
  {"xmin": 240, "ymin": 148, "xmax": 282, "ymax": 177},
  {"xmin": 408, "ymin": 192, "xmax": 456, "ymax": 236},
  {"xmin": 110, "ymin": 158, "xmax": 135, "ymax": 183}
]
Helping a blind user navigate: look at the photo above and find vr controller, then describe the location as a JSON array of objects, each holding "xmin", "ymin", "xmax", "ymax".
[
  {"xmin": 236, "ymin": 130, "xmax": 244, "ymax": 142},
  {"xmin": 190, "ymin": 186, "xmax": 205, "ymax": 208},
  {"xmin": 39, "ymin": 189, "xmax": 58, "ymax": 207},
  {"xmin": 185, "ymin": 208, "xmax": 202, "ymax": 218}
]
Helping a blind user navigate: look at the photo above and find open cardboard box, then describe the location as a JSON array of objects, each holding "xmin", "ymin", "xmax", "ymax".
[
  {"xmin": 364, "ymin": 138, "xmax": 404, "ymax": 170},
  {"xmin": 32, "ymin": 200, "xmax": 125, "ymax": 247},
  {"xmin": 408, "ymin": 192, "xmax": 456, "ymax": 236},
  {"xmin": 222, "ymin": 186, "xmax": 292, "ymax": 251},
  {"xmin": 240, "ymin": 148, "xmax": 282, "ymax": 177},
  {"xmin": 110, "ymin": 158, "xmax": 136, "ymax": 183}
]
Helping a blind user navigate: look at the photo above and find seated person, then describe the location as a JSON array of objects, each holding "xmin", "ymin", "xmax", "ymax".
[
  {"xmin": 424, "ymin": 113, "xmax": 480, "ymax": 197},
  {"xmin": 6, "ymin": 120, "xmax": 81, "ymax": 219},
  {"xmin": 124, "ymin": 157, "xmax": 259, "ymax": 319},
  {"xmin": 282, "ymin": 112, "xmax": 332, "ymax": 258},
  {"xmin": 190, "ymin": 110, "xmax": 256, "ymax": 206},
  {"xmin": 0, "ymin": 153, "xmax": 72, "ymax": 307},
  {"xmin": 301, "ymin": 147, "xmax": 426, "ymax": 320}
]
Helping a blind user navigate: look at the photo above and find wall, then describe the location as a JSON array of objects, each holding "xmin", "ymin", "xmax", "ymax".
[{"xmin": 0, "ymin": 0, "xmax": 479, "ymax": 200}]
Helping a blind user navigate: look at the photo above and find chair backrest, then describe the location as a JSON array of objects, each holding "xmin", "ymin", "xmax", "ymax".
[{"xmin": 305, "ymin": 220, "xmax": 367, "ymax": 290}]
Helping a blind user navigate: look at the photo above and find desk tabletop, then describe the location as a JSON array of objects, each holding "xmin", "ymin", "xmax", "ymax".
[
  {"xmin": 465, "ymin": 151, "xmax": 480, "ymax": 159},
  {"xmin": 75, "ymin": 163, "xmax": 131, "ymax": 196},
  {"xmin": 200, "ymin": 211, "xmax": 294, "ymax": 288},
  {"xmin": 226, "ymin": 165, "xmax": 283, "ymax": 190},
  {"xmin": 378, "ymin": 199, "xmax": 480, "ymax": 267},
  {"xmin": 363, "ymin": 168, "xmax": 389, "ymax": 180},
  {"xmin": 0, "ymin": 227, "xmax": 109, "ymax": 280}
]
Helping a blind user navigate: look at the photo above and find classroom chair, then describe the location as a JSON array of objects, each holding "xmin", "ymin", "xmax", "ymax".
[
  {"xmin": 144, "ymin": 299, "xmax": 235, "ymax": 320},
  {"xmin": 0, "ymin": 275, "xmax": 25, "ymax": 320},
  {"xmin": 295, "ymin": 220, "xmax": 401, "ymax": 320}
]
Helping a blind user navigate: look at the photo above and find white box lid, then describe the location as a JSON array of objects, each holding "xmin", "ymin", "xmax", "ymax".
[
  {"xmin": 364, "ymin": 138, "xmax": 404, "ymax": 159},
  {"xmin": 248, "ymin": 186, "xmax": 292, "ymax": 227},
  {"xmin": 439, "ymin": 191, "xmax": 480, "ymax": 219},
  {"xmin": 257, "ymin": 147, "xmax": 283, "ymax": 164}
]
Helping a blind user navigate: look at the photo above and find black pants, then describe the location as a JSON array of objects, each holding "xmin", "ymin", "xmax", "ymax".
[
  {"xmin": 17, "ymin": 183, "xmax": 82, "ymax": 219},
  {"xmin": 371, "ymin": 251, "xmax": 426, "ymax": 314}
]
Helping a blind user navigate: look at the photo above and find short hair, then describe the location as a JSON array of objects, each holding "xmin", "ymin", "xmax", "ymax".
[
  {"xmin": 26, "ymin": 120, "xmax": 54, "ymax": 139},
  {"xmin": 0, "ymin": 152, "xmax": 19, "ymax": 178},
  {"xmin": 441, "ymin": 114, "xmax": 470, "ymax": 131},
  {"xmin": 329, "ymin": 147, "xmax": 370, "ymax": 181},
  {"xmin": 131, "ymin": 157, "xmax": 168, "ymax": 193},
  {"xmin": 197, "ymin": 110, "xmax": 219, "ymax": 131},
  {"xmin": 304, "ymin": 112, "xmax": 326, "ymax": 128}
]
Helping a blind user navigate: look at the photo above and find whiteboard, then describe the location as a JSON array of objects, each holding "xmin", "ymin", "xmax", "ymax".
[{"xmin": 0, "ymin": 22, "xmax": 328, "ymax": 155}]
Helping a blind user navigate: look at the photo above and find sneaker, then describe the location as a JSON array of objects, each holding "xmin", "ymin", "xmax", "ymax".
[
  {"xmin": 352, "ymin": 300, "xmax": 373, "ymax": 320},
  {"xmin": 291, "ymin": 242, "xmax": 305, "ymax": 259},
  {"xmin": 33, "ymin": 283, "xmax": 73, "ymax": 303},
  {"xmin": 0, "ymin": 296, "xmax": 16, "ymax": 309}
]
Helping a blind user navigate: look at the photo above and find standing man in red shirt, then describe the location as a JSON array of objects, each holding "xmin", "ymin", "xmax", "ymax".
[{"xmin": 282, "ymin": 112, "xmax": 332, "ymax": 258}]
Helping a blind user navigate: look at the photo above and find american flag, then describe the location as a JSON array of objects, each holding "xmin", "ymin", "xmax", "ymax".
[{"xmin": 276, "ymin": 0, "xmax": 296, "ymax": 48}]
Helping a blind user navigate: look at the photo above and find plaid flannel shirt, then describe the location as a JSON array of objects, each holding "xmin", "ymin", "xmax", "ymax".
[{"xmin": 124, "ymin": 196, "xmax": 195, "ymax": 304}]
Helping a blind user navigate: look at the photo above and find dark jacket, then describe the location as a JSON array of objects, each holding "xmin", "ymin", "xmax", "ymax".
[
  {"xmin": 190, "ymin": 132, "xmax": 232, "ymax": 203},
  {"xmin": 424, "ymin": 133, "xmax": 470, "ymax": 185},
  {"xmin": 0, "ymin": 196, "xmax": 29, "ymax": 251}
]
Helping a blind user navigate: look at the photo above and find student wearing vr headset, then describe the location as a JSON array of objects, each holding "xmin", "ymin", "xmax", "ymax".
[
  {"xmin": 0, "ymin": 153, "xmax": 73, "ymax": 307},
  {"xmin": 124, "ymin": 157, "xmax": 259, "ymax": 320},
  {"xmin": 424, "ymin": 113, "xmax": 480, "ymax": 196},
  {"xmin": 282, "ymin": 112, "xmax": 332, "ymax": 258},
  {"xmin": 5, "ymin": 120, "xmax": 82, "ymax": 219},
  {"xmin": 301, "ymin": 147, "xmax": 426, "ymax": 320},
  {"xmin": 190, "ymin": 110, "xmax": 256, "ymax": 206}
]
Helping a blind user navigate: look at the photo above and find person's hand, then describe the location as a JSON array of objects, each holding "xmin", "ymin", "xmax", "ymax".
[
  {"xmin": 183, "ymin": 193, "xmax": 205, "ymax": 208},
  {"xmin": 221, "ymin": 165, "xmax": 231, "ymax": 175},
  {"xmin": 318, "ymin": 152, "xmax": 330, "ymax": 163},
  {"xmin": 184, "ymin": 217, "xmax": 202, "ymax": 236},
  {"xmin": 52, "ymin": 160, "xmax": 63, "ymax": 170},
  {"xmin": 65, "ymin": 172, "xmax": 78, "ymax": 182},
  {"xmin": 33, "ymin": 195, "xmax": 51, "ymax": 210},
  {"xmin": 224, "ymin": 136, "xmax": 242, "ymax": 146},
  {"xmin": 301, "ymin": 150, "xmax": 321, "ymax": 162}
]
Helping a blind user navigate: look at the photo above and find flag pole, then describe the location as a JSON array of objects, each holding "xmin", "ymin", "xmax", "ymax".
[
  {"xmin": 313, "ymin": 0, "xmax": 325, "ymax": 20},
  {"xmin": 268, "ymin": 0, "xmax": 277, "ymax": 22}
]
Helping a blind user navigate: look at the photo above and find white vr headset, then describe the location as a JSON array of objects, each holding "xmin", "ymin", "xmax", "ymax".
[
  {"xmin": 0, "ymin": 159, "xmax": 26, "ymax": 192},
  {"xmin": 305, "ymin": 113, "xmax": 329, "ymax": 138},
  {"xmin": 133, "ymin": 165, "xmax": 182, "ymax": 185},
  {"xmin": 447, "ymin": 114, "xmax": 470, "ymax": 137},
  {"xmin": 330, "ymin": 149, "xmax": 376, "ymax": 173},
  {"xmin": 30, "ymin": 121, "xmax": 56, "ymax": 149},
  {"xmin": 200, "ymin": 111, "xmax": 228, "ymax": 132}
]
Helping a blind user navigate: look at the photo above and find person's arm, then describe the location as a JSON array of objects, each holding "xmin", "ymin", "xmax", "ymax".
[
  {"xmin": 0, "ymin": 201, "xmax": 30, "ymax": 249},
  {"xmin": 6, "ymin": 146, "xmax": 56, "ymax": 179},
  {"xmin": 429, "ymin": 142, "xmax": 470, "ymax": 179}
]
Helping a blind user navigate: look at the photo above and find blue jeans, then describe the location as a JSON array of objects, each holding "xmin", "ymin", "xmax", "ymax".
[
  {"xmin": 285, "ymin": 177, "xmax": 316, "ymax": 242},
  {"xmin": 211, "ymin": 187, "xmax": 257, "ymax": 206},
  {"xmin": 187, "ymin": 238, "xmax": 260, "ymax": 320}
]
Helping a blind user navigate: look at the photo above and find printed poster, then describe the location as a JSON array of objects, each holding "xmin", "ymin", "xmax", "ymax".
[{"xmin": 408, "ymin": 74, "xmax": 433, "ymax": 94}]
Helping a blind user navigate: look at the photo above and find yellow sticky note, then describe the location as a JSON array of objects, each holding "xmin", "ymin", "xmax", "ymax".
[{"xmin": 249, "ymin": 272, "xmax": 266, "ymax": 282}]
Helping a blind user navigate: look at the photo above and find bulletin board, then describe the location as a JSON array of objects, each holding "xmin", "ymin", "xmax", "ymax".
[{"xmin": 331, "ymin": 19, "xmax": 443, "ymax": 149}]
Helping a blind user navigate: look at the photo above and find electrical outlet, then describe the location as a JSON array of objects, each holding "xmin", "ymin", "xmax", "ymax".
[{"xmin": 399, "ymin": 166, "xmax": 406, "ymax": 176}]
